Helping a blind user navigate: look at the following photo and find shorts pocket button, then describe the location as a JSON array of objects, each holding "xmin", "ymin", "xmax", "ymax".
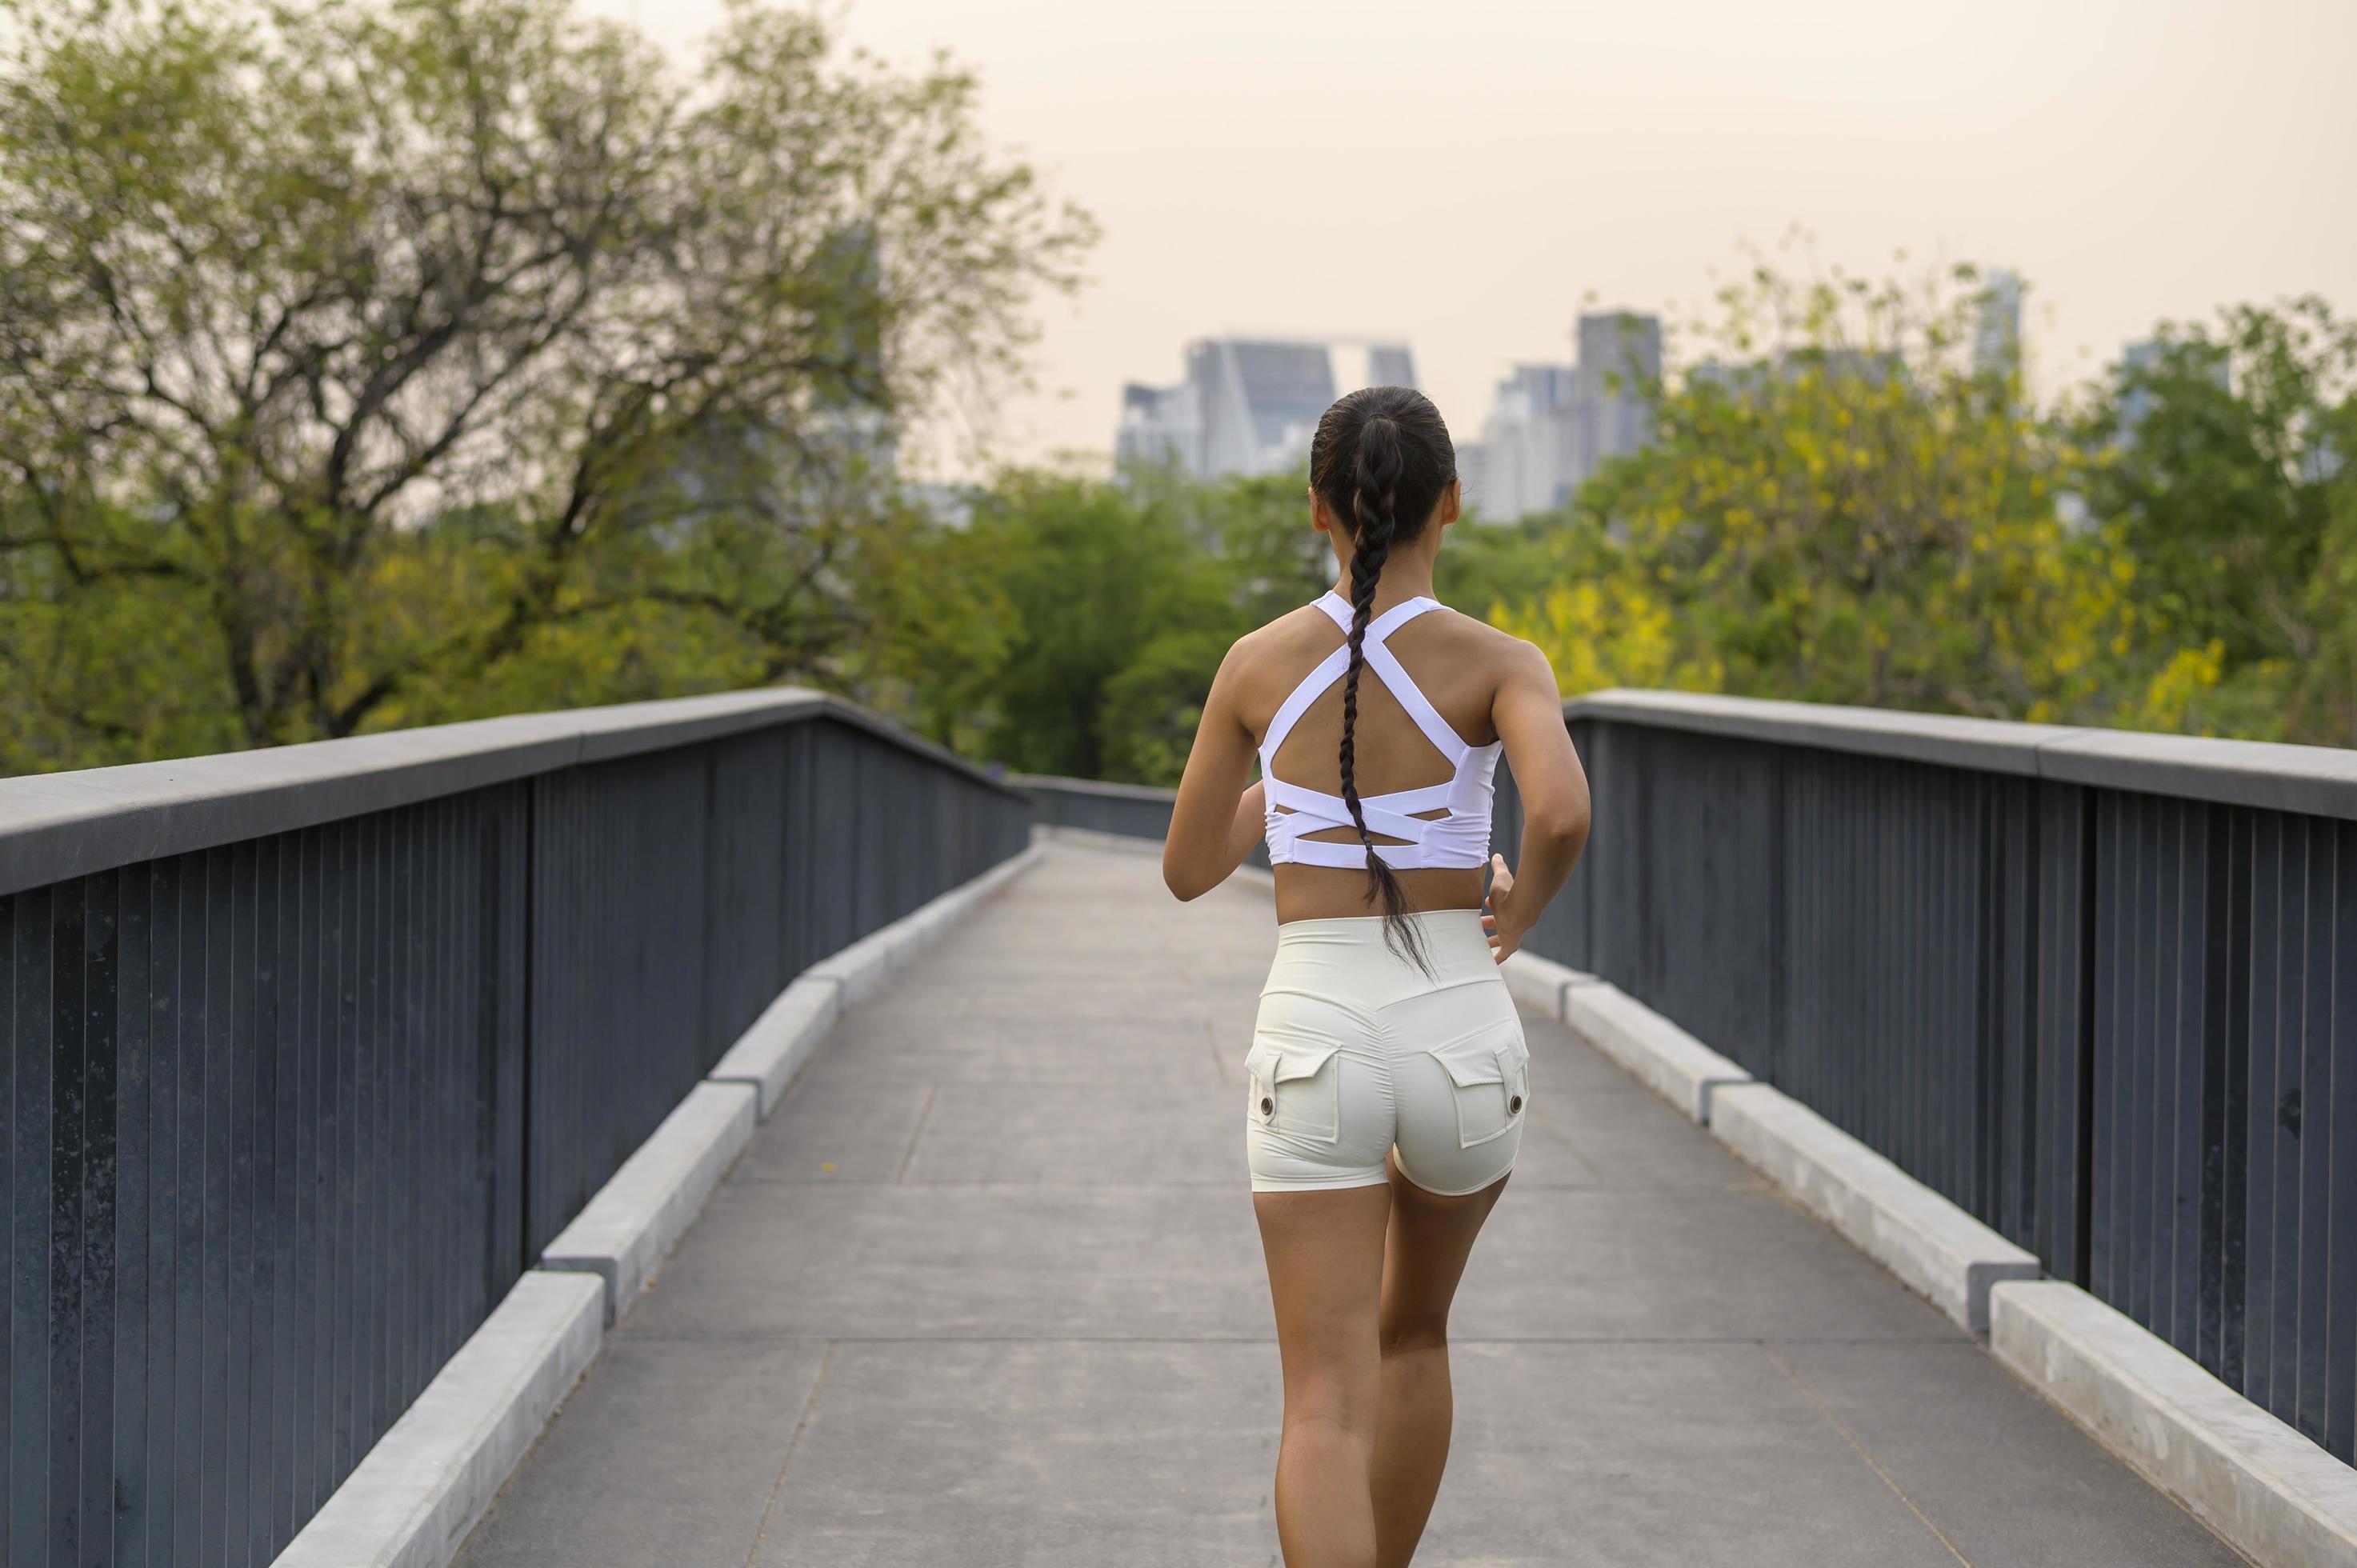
[
  {"xmin": 1260, "ymin": 1096, "xmax": 1275, "ymax": 1117},
  {"xmin": 1508, "ymin": 1094, "xmax": 1523, "ymax": 1115}
]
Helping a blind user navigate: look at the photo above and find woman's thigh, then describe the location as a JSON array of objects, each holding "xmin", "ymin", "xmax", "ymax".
[
  {"xmin": 1252, "ymin": 1185, "xmax": 1394, "ymax": 1420},
  {"xmin": 1380, "ymin": 1150, "xmax": 1508, "ymax": 1339}
]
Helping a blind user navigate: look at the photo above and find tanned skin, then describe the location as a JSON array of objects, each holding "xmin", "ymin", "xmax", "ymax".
[{"xmin": 1162, "ymin": 479, "xmax": 1591, "ymax": 1567}]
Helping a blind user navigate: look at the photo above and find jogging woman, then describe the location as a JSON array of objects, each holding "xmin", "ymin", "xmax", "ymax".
[{"xmin": 1162, "ymin": 385, "xmax": 1592, "ymax": 1566}]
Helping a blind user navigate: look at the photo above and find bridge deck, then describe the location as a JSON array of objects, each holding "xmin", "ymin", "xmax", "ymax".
[{"xmin": 454, "ymin": 841, "xmax": 2239, "ymax": 1566}]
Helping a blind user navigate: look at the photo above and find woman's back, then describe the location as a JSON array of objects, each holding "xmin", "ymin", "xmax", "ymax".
[{"xmin": 1227, "ymin": 588, "xmax": 1526, "ymax": 923}]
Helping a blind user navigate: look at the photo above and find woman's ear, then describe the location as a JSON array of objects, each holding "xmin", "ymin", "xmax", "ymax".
[
  {"xmin": 1309, "ymin": 489, "xmax": 1335, "ymax": 534},
  {"xmin": 1439, "ymin": 478, "xmax": 1462, "ymax": 528}
]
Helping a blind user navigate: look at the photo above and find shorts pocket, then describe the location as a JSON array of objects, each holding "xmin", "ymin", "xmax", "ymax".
[
  {"xmin": 1244, "ymin": 1040, "xmax": 1343, "ymax": 1143},
  {"xmin": 1425, "ymin": 1018, "xmax": 1530, "ymax": 1149}
]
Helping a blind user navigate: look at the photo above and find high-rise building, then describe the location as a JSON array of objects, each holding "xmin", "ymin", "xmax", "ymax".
[
  {"xmin": 1468, "ymin": 311, "xmax": 1661, "ymax": 522},
  {"xmin": 2115, "ymin": 339, "xmax": 2164, "ymax": 447},
  {"xmin": 1115, "ymin": 380, "xmax": 1201, "ymax": 473},
  {"xmin": 1478, "ymin": 364, "xmax": 1578, "ymax": 522},
  {"xmin": 1453, "ymin": 440, "xmax": 1490, "ymax": 514},
  {"xmin": 1192, "ymin": 339, "xmax": 1338, "ymax": 478},
  {"xmin": 1367, "ymin": 344, "xmax": 1418, "ymax": 389},
  {"xmin": 1973, "ymin": 268, "xmax": 2023, "ymax": 378},
  {"xmin": 1567, "ymin": 311, "xmax": 1663, "ymax": 489},
  {"xmin": 1114, "ymin": 336, "xmax": 1416, "ymax": 481}
]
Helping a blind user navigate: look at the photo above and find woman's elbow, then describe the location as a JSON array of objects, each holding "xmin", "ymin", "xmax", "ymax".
[
  {"xmin": 1162, "ymin": 851, "xmax": 1212, "ymax": 902},
  {"xmin": 1523, "ymin": 794, "xmax": 1592, "ymax": 851}
]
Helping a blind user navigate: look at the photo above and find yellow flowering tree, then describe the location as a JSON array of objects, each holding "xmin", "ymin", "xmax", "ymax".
[{"xmin": 1491, "ymin": 261, "xmax": 2195, "ymax": 731}]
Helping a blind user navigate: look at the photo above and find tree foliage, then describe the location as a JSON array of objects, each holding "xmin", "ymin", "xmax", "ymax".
[
  {"xmin": 904, "ymin": 466, "xmax": 1567, "ymax": 786},
  {"xmin": 2, "ymin": 29, "xmax": 2347, "ymax": 791},
  {"xmin": 1491, "ymin": 265, "xmax": 2356, "ymax": 746},
  {"xmin": 2067, "ymin": 298, "xmax": 2357, "ymax": 742},
  {"xmin": 0, "ymin": 0, "xmax": 1091, "ymax": 768}
]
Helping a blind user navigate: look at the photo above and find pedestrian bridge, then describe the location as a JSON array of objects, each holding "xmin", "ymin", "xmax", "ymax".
[
  {"xmin": 2, "ymin": 686, "xmax": 2351, "ymax": 1566},
  {"xmin": 450, "ymin": 840, "xmax": 2235, "ymax": 1568}
]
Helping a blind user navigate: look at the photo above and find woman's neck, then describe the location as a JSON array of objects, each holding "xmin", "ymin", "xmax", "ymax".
[{"xmin": 1331, "ymin": 561, "xmax": 1439, "ymax": 612}]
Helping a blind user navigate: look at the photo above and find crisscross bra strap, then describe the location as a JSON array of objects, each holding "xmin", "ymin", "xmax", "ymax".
[
  {"xmin": 1260, "ymin": 594, "xmax": 1465, "ymax": 763},
  {"xmin": 1257, "ymin": 591, "xmax": 1502, "ymax": 873}
]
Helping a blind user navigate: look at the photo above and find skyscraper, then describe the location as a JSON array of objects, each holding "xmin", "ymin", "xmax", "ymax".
[
  {"xmin": 1467, "ymin": 311, "xmax": 1662, "ymax": 522},
  {"xmin": 1567, "ymin": 311, "xmax": 1663, "ymax": 490},
  {"xmin": 1973, "ymin": 269, "xmax": 2023, "ymax": 378},
  {"xmin": 1478, "ymin": 364, "xmax": 1578, "ymax": 522},
  {"xmin": 1114, "ymin": 336, "xmax": 1418, "ymax": 481},
  {"xmin": 1115, "ymin": 380, "xmax": 1201, "ymax": 473},
  {"xmin": 2115, "ymin": 339, "xmax": 2164, "ymax": 446},
  {"xmin": 1453, "ymin": 439, "xmax": 1490, "ymax": 514}
]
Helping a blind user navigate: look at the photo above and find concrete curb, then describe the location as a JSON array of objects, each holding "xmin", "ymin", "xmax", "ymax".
[
  {"xmin": 707, "ymin": 979, "xmax": 843, "ymax": 1119},
  {"xmin": 1499, "ymin": 951, "xmax": 1599, "ymax": 1023},
  {"xmin": 802, "ymin": 924, "xmax": 900, "ymax": 1007},
  {"xmin": 274, "ymin": 1271, "xmax": 604, "ymax": 1568},
  {"xmin": 1531, "ymin": 972, "xmax": 2355, "ymax": 1557},
  {"xmin": 1035, "ymin": 822, "xmax": 1164, "ymax": 858},
  {"xmin": 1564, "ymin": 982, "xmax": 1752, "ymax": 1124},
  {"xmin": 541, "ymin": 1082, "xmax": 758, "ymax": 1326},
  {"xmin": 806, "ymin": 845, "xmax": 1043, "ymax": 1006},
  {"xmin": 712, "ymin": 846, "xmax": 1042, "ymax": 1115},
  {"xmin": 889, "ymin": 846, "xmax": 1034, "ymax": 958},
  {"xmin": 1711, "ymin": 1082, "xmax": 2039, "ymax": 1335},
  {"xmin": 1991, "ymin": 1280, "xmax": 2357, "ymax": 1568},
  {"xmin": 279, "ymin": 846, "xmax": 1038, "ymax": 1568}
]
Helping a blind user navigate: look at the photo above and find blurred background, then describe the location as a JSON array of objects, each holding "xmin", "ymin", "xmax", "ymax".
[{"xmin": 3, "ymin": 0, "xmax": 2352, "ymax": 782}]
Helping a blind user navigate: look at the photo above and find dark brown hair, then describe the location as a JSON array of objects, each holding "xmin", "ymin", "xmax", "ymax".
[{"xmin": 1306, "ymin": 385, "xmax": 1458, "ymax": 970}]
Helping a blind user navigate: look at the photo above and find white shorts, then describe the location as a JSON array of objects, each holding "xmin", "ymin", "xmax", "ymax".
[{"xmin": 1244, "ymin": 910, "xmax": 1531, "ymax": 1197}]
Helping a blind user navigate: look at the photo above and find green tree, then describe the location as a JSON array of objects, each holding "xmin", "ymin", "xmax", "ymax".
[
  {"xmin": 1494, "ymin": 261, "xmax": 2149, "ymax": 724},
  {"xmin": 958, "ymin": 472, "xmax": 1233, "ymax": 780},
  {"xmin": 2071, "ymin": 298, "xmax": 2356, "ymax": 742},
  {"xmin": 1185, "ymin": 470, "xmax": 1335, "ymax": 628},
  {"xmin": 1435, "ymin": 515, "xmax": 1572, "ymax": 626},
  {"xmin": 0, "ymin": 0, "xmax": 1092, "ymax": 770}
]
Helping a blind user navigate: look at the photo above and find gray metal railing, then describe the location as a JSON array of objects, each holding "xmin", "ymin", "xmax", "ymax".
[
  {"xmin": 1018, "ymin": 692, "xmax": 2357, "ymax": 1464},
  {"xmin": 1017, "ymin": 773, "xmax": 1270, "ymax": 868},
  {"xmin": 1, "ymin": 690, "xmax": 1031, "ymax": 1565},
  {"xmin": 1524, "ymin": 690, "xmax": 2356, "ymax": 1464}
]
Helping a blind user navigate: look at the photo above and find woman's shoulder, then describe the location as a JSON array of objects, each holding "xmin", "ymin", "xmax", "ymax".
[
  {"xmin": 1233, "ymin": 601, "xmax": 1340, "ymax": 661},
  {"xmin": 1415, "ymin": 606, "xmax": 1559, "ymax": 713},
  {"xmin": 1212, "ymin": 604, "xmax": 1343, "ymax": 725},
  {"xmin": 1426, "ymin": 602, "xmax": 1543, "ymax": 662}
]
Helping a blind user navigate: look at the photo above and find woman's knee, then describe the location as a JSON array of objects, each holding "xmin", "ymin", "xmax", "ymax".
[
  {"xmin": 1378, "ymin": 1311, "xmax": 1449, "ymax": 1358},
  {"xmin": 1280, "ymin": 1352, "xmax": 1384, "ymax": 1436}
]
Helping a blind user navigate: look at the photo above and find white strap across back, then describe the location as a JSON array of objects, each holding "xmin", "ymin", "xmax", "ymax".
[{"xmin": 1260, "ymin": 592, "xmax": 1503, "ymax": 870}]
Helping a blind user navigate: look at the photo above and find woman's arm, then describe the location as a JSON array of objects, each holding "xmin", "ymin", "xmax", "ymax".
[
  {"xmin": 1482, "ymin": 639, "xmax": 1592, "ymax": 961},
  {"xmin": 1163, "ymin": 640, "xmax": 1264, "ymax": 901}
]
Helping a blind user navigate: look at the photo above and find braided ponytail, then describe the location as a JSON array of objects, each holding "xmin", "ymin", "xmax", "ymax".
[{"xmin": 1334, "ymin": 413, "xmax": 1434, "ymax": 974}]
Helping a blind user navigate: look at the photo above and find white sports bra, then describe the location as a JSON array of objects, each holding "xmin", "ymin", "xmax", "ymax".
[{"xmin": 1260, "ymin": 591, "xmax": 1502, "ymax": 870}]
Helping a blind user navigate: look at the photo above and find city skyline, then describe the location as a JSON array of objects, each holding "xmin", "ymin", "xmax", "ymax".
[
  {"xmin": 585, "ymin": 0, "xmax": 2357, "ymax": 479},
  {"xmin": 1110, "ymin": 285, "xmax": 2229, "ymax": 515},
  {"xmin": 1117, "ymin": 336, "xmax": 1420, "ymax": 482}
]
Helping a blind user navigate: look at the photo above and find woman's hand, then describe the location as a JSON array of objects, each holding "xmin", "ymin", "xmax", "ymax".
[{"xmin": 1481, "ymin": 852, "xmax": 1530, "ymax": 962}]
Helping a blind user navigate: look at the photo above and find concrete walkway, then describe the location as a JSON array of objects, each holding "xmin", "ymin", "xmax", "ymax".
[{"xmin": 454, "ymin": 840, "xmax": 2243, "ymax": 1567}]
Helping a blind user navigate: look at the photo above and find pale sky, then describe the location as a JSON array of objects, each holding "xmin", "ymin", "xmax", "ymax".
[{"xmin": 586, "ymin": 0, "xmax": 2357, "ymax": 478}]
